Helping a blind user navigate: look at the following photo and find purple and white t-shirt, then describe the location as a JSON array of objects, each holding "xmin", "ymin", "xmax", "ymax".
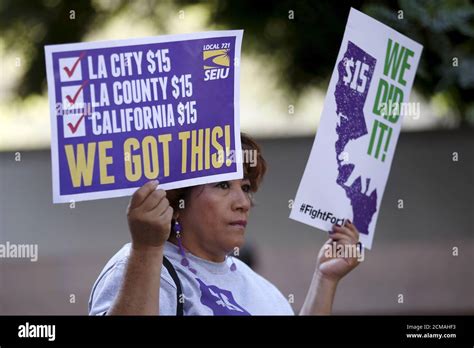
[{"xmin": 89, "ymin": 241, "xmax": 294, "ymax": 315}]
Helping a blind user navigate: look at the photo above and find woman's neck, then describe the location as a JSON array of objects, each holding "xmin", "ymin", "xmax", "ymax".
[{"xmin": 168, "ymin": 235, "xmax": 226, "ymax": 263}]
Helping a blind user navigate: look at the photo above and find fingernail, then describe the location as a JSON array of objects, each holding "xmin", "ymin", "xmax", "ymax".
[
  {"xmin": 151, "ymin": 180, "xmax": 159, "ymax": 185},
  {"xmin": 347, "ymin": 219, "xmax": 352, "ymax": 225}
]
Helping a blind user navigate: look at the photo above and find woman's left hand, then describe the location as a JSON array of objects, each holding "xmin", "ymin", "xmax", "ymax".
[{"xmin": 316, "ymin": 220, "xmax": 362, "ymax": 283}]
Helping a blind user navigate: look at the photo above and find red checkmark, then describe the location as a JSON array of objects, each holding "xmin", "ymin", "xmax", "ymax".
[
  {"xmin": 65, "ymin": 80, "xmax": 89, "ymax": 105},
  {"xmin": 63, "ymin": 52, "xmax": 86, "ymax": 78},
  {"xmin": 67, "ymin": 114, "xmax": 85, "ymax": 134}
]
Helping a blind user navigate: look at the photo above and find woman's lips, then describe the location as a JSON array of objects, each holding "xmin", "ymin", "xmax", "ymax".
[{"xmin": 229, "ymin": 220, "xmax": 247, "ymax": 228}]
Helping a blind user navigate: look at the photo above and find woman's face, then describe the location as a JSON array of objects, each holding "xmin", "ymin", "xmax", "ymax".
[{"xmin": 178, "ymin": 178, "xmax": 252, "ymax": 259}]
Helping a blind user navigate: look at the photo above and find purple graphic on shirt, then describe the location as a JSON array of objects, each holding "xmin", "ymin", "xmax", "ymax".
[
  {"xmin": 334, "ymin": 41, "xmax": 377, "ymax": 235},
  {"xmin": 196, "ymin": 278, "xmax": 250, "ymax": 315}
]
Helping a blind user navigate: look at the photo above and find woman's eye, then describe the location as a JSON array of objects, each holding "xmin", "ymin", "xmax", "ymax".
[
  {"xmin": 216, "ymin": 181, "xmax": 230, "ymax": 189},
  {"xmin": 242, "ymin": 184, "xmax": 251, "ymax": 192}
]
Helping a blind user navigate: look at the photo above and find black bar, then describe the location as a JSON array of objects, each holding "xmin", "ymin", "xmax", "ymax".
[{"xmin": 0, "ymin": 315, "xmax": 472, "ymax": 346}]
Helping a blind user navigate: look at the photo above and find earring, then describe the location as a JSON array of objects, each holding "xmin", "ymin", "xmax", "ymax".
[
  {"xmin": 174, "ymin": 220, "xmax": 197, "ymax": 274},
  {"xmin": 229, "ymin": 256, "xmax": 237, "ymax": 271}
]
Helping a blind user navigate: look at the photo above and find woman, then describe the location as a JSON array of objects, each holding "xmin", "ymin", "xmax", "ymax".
[{"xmin": 89, "ymin": 134, "xmax": 361, "ymax": 315}]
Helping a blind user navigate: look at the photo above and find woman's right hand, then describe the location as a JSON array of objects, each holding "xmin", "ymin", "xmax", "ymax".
[{"xmin": 126, "ymin": 180, "xmax": 173, "ymax": 250}]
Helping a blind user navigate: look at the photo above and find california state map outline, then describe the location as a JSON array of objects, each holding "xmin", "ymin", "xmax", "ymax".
[{"xmin": 334, "ymin": 41, "xmax": 378, "ymax": 235}]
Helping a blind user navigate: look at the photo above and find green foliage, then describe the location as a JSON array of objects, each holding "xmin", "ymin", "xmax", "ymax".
[
  {"xmin": 364, "ymin": 0, "xmax": 474, "ymax": 126},
  {"xmin": 1, "ymin": 0, "xmax": 473, "ymax": 126}
]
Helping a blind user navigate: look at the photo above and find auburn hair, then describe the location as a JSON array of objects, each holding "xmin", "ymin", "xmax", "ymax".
[{"xmin": 166, "ymin": 132, "xmax": 267, "ymax": 212}]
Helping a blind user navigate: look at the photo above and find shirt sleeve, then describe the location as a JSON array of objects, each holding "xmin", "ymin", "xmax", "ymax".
[
  {"xmin": 271, "ymin": 287, "xmax": 295, "ymax": 315},
  {"xmin": 88, "ymin": 259, "xmax": 180, "ymax": 316}
]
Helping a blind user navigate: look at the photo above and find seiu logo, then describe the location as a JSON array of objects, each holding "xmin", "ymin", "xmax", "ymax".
[
  {"xmin": 203, "ymin": 49, "xmax": 230, "ymax": 81},
  {"xmin": 196, "ymin": 278, "xmax": 250, "ymax": 315}
]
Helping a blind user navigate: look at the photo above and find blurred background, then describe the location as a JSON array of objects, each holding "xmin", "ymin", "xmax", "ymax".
[{"xmin": 0, "ymin": 0, "xmax": 473, "ymax": 314}]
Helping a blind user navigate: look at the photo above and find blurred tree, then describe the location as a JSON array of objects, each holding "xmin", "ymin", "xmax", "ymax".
[
  {"xmin": 1, "ymin": 0, "xmax": 95, "ymax": 96},
  {"xmin": 0, "ymin": 0, "xmax": 127, "ymax": 96},
  {"xmin": 1, "ymin": 0, "xmax": 473, "ymax": 127},
  {"xmin": 187, "ymin": 0, "xmax": 474, "ymax": 127},
  {"xmin": 364, "ymin": 0, "xmax": 474, "ymax": 127}
]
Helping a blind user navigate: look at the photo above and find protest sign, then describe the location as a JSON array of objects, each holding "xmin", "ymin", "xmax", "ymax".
[
  {"xmin": 45, "ymin": 30, "xmax": 243, "ymax": 203},
  {"xmin": 290, "ymin": 9, "xmax": 422, "ymax": 249}
]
